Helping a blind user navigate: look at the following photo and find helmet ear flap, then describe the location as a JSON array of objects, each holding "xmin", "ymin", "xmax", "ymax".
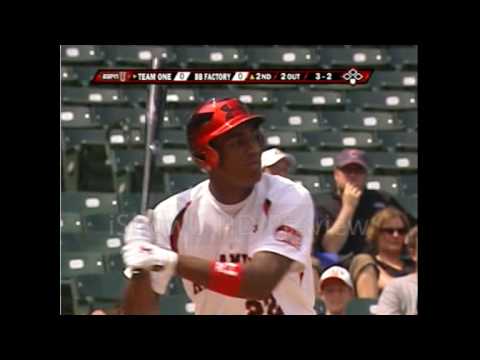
[{"xmin": 193, "ymin": 145, "xmax": 219, "ymax": 172}]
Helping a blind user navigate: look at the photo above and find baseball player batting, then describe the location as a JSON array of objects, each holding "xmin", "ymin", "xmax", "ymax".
[{"xmin": 122, "ymin": 98, "xmax": 315, "ymax": 315}]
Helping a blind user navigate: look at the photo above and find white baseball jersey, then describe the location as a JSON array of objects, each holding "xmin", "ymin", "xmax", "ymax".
[{"xmin": 149, "ymin": 173, "xmax": 316, "ymax": 315}]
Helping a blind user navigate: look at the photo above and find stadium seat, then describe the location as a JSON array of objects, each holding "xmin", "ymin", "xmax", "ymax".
[
  {"xmin": 370, "ymin": 71, "xmax": 417, "ymax": 89},
  {"xmin": 289, "ymin": 174, "xmax": 334, "ymax": 194},
  {"xmin": 321, "ymin": 111, "xmax": 405, "ymax": 132},
  {"xmin": 108, "ymin": 128, "xmax": 129, "ymax": 147},
  {"xmin": 257, "ymin": 110, "xmax": 325, "ymax": 132},
  {"xmin": 289, "ymin": 151, "xmax": 339, "ymax": 173},
  {"xmin": 396, "ymin": 195, "xmax": 418, "ymax": 219},
  {"xmin": 388, "ymin": 47, "xmax": 418, "ymax": 69},
  {"xmin": 399, "ymin": 175, "xmax": 418, "ymax": 197},
  {"xmin": 347, "ymin": 91, "xmax": 417, "ymax": 111},
  {"xmin": 319, "ymin": 47, "xmax": 390, "ymax": 68},
  {"xmin": 246, "ymin": 47, "xmax": 319, "ymax": 67},
  {"xmin": 159, "ymin": 293, "xmax": 195, "ymax": 315},
  {"xmin": 167, "ymin": 276, "xmax": 187, "ymax": 295},
  {"xmin": 127, "ymin": 128, "xmax": 188, "ymax": 149},
  {"xmin": 199, "ymin": 89, "xmax": 274, "ymax": 107},
  {"xmin": 346, "ymin": 299, "xmax": 378, "ymax": 315},
  {"xmin": 176, "ymin": 46, "xmax": 247, "ymax": 67},
  {"xmin": 103, "ymin": 45, "xmax": 176, "ymax": 66},
  {"xmin": 264, "ymin": 131, "xmax": 305, "ymax": 149},
  {"xmin": 103, "ymin": 253, "xmax": 124, "ymax": 272},
  {"xmin": 62, "ymin": 87, "xmax": 128, "ymax": 106},
  {"xmin": 118, "ymin": 192, "xmax": 171, "ymax": 215},
  {"xmin": 366, "ymin": 176, "xmax": 401, "ymax": 196},
  {"xmin": 75, "ymin": 272, "xmax": 127, "ymax": 304},
  {"xmin": 61, "ymin": 251, "xmax": 106, "ymax": 278},
  {"xmin": 83, "ymin": 213, "xmax": 120, "ymax": 234},
  {"xmin": 61, "ymin": 212, "xmax": 84, "ymax": 235},
  {"xmin": 278, "ymin": 90, "xmax": 345, "ymax": 109},
  {"xmin": 63, "ymin": 128, "xmax": 108, "ymax": 151},
  {"xmin": 61, "ymin": 66, "xmax": 80, "ymax": 85},
  {"xmin": 165, "ymin": 173, "xmax": 208, "ymax": 193},
  {"xmin": 61, "ymin": 279, "xmax": 78, "ymax": 314},
  {"xmin": 378, "ymin": 132, "xmax": 418, "ymax": 152},
  {"xmin": 61, "ymin": 192, "xmax": 119, "ymax": 216},
  {"xmin": 398, "ymin": 111, "xmax": 417, "ymax": 131},
  {"xmin": 303, "ymin": 131, "xmax": 382, "ymax": 150},
  {"xmin": 62, "ymin": 231, "xmax": 123, "ymax": 254},
  {"xmin": 61, "ymin": 45, "xmax": 106, "ymax": 64},
  {"xmin": 156, "ymin": 149, "xmax": 196, "ymax": 169},
  {"xmin": 122, "ymin": 89, "xmax": 199, "ymax": 108},
  {"xmin": 93, "ymin": 106, "xmax": 145, "ymax": 129},
  {"xmin": 70, "ymin": 66, "xmax": 99, "ymax": 86},
  {"xmin": 368, "ymin": 152, "xmax": 418, "ymax": 173},
  {"xmin": 61, "ymin": 106, "xmax": 98, "ymax": 128}
]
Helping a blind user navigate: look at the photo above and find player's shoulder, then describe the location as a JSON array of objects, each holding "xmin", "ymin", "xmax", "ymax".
[
  {"xmin": 153, "ymin": 179, "xmax": 209, "ymax": 216},
  {"xmin": 261, "ymin": 173, "xmax": 312, "ymax": 207}
]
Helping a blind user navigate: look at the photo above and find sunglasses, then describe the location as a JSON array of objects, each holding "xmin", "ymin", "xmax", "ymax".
[{"xmin": 380, "ymin": 227, "xmax": 408, "ymax": 236}]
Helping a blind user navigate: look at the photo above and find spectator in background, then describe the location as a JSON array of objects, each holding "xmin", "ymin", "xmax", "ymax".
[
  {"xmin": 352, "ymin": 207, "xmax": 415, "ymax": 295},
  {"xmin": 375, "ymin": 226, "xmax": 418, "ymax": 315},
  {"xmin": 318, "ymin": 266, "xmax": 354, "ymax": 315},
  {"xmin": 261, "ymin": 148, "xmax": 296, "ymax": 178},
  {"xmin": 313, "ymin": 149, "xmax": 415, "ymax": 298}
]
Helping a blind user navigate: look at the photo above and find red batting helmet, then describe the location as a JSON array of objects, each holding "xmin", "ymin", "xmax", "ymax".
[{"xmin": 187, "ymin": 98, "xmax": 264, "ymax": 170}]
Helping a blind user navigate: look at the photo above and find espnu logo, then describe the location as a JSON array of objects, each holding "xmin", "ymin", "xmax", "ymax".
[
  {"xmin": 274, "ymin": 225, "xmax": 302, "ymax": 249},
  {"xmin": 101, "ymin": 71, "xmax": 128, "ymax": 82}
]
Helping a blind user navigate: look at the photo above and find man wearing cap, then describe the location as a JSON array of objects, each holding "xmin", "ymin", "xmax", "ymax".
[
  {"xmin": 313, "ymin": 149, "xmax": 415, "ymax": 298},
  {"xmin": 318, "ymin": 266, "xmax": 354, "ymax": 315},
  {"xmin": 261, "ymin": 148, "xmax": 296, "ymax": 178}
]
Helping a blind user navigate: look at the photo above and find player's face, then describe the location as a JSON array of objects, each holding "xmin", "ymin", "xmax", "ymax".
[
  {"xmin": 320, "ymin": 279, "xmax": 353, "ymax": 315},
  {"xmin": 334, "ymin": 164, "xmax": 367, "ymax": 192},
  {"xmin": 210, "ymin": 121, "xmax": 264, "ymax": 187},
  {"xmin": 264, "ymin": 158, "xmax": 290, "ymax": 178},
  {"xmin": 377, "ymin": 217, "xmax": 407, "ymax": 256}
]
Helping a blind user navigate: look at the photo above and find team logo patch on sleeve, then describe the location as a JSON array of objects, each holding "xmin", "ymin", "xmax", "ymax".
[{"xmin": 274, "ymin": 225, "xmax": 302, "ymax": 249}]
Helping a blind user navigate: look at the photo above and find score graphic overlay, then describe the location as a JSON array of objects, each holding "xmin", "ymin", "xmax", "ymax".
[{"xmin": 91, "ymin": 68, "xmax": 373, "ymax": 86}]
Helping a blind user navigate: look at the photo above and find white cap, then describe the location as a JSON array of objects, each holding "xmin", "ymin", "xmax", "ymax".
[
  {"xmin": 261, "ymin": 148, "xmax": 296, "ymax": 169},
  {"xmin": 320, "ymin": 266, "xmax": 353, "ymax": 289}
]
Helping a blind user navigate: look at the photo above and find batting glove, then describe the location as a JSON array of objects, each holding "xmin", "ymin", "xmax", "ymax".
[{"xmin": 122, "ymin": 240, "xmax": 178, "ymax": 273}]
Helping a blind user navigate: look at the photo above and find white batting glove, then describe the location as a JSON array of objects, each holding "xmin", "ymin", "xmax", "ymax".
[
  {"xmin": 124, "ymin": 214, "xmax": 156, "ymax": 245},
  {"xmin": 122, "ymin": 240, "xmax": 178, "ymax": 273}
]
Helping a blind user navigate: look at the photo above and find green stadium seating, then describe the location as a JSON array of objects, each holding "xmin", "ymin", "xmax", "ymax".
[
  {"xmin": 200, "ymin": 89, "xmax": 274, "ymax": 107},
  {"xmin": 388, "ymin": 47, "xmax": 417, "ymax": 69},
  {"xmin": 289, "ymin": 174, "xmax": 334, "ymax": 194},
  {"xmin": 63, "ymin": 128, "xmax": 108, "ymax": 150},
  {"xmin": 61, "ymin": 66, "xmax": 80, "ymax": 85},
  {"xmin": 378, "ymin": 132, "xmax": 418, "ymax": 152},
  {"xmin": 321, "ymin": 111, "xmax": 405, "ymax": 132},
  {"xmin": 346, "ymin": 298, "xmax": 378, "ymax": 315},
  {"xmin": 370, "ymin": 71, "xmax": 417, "ymax": 89},
  {"xmin": 303, "ymin": 131, "xmax": 382, "ymax": 150},
  {"xmin": 319, "ymin": 47, "xmax": 390, "ymax": 68},
  {"xmin": 61, "ymin": 212, "xmax": 84, "ymax": 235},
  {"xmin": 289, "ymin": 151, "xmax": 339, "ymax": 173},
  {"xmin": 367, "ymin": 152, "xmax": 418, "ymax": 174},
  {"xmin": 264, "ymin": 131, "xmax": 305, "ymax": 149},
  {"xmin": 61, "ymin": 192, "xmax": 119, "ymax": 216},
  {"xmin": 176, "ymin": 46, "xmax": 247, "ymax": 67},
  {"xmin": 396, "ymin": 195, "xmax": 418, "ymax": 219},
  {"xmin": 103, "ymin": 45, "xmax": 176, "ymax": 66},
  {"xmin": 61, "ymin": 231, "xmax": 123, "ymax": 254},
  {"xmin": 61, "ymin": 45, "xmax": 106, "ymax": 64},
  {"xmin": 159, "ymin": 293, "xmax": 195, "ymax": 315},
  {"xmin": 62, "ymin": 87, "xmax": 128, "ymax": 106},
  {"xmin": 399, "ymin": 175, "xmax": 418, "ymax": 197},
  {"xmin": 258, "ymin": 110, "xmax": 325, "ymax": 132},
  {"xmin": 165, "ymin": 173, "xmax": 208, "ymax": 193},
  {"xmin": 366, "ymin": 176, "xmax": 401, "ymax": 196},
  {"xmin": 61, "ymin": 106, "xmax": 98, "ymax": 128},
  {"xmin": 246, "ymin": 47, "xmax": 319, "ymax": 67},
  {"xmin": 75, "ymin": 272, "xmax": 127, "ymax": 303},
  {"xmin": 398, "ymin": 111, "xmax": 417, "ymax": 131},
  {"xmin": 93, "ymin": 106, "xmax": 145, "ymax": 128},
  {"xmin": 61, "ymin": 251, "xmax": 106, "ymax": 278},
  {"xmin": 279, "ymin": 90, "xmax": 345, "ymax": 109},
  {"xmin": 348, "ymin": 91, "xmax": 417, "ymax": 111}
]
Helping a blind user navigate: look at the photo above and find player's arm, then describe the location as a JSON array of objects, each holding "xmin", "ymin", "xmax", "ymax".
[
  {"xmin": 176, "ymin": 251, "xmax": 292, "ymax": 300},
  {"xmin": 322, "ymin": 182, "xmax": 362, "ymax": 253},
  {"xmin": 122, "ymin": 271, "xmax": 160, "ymax": 315}
]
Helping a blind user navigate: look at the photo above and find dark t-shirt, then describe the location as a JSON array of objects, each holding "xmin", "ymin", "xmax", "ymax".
[{"xmin": 313, "ymin": 189, "xmax": 416, "ymax": 255}]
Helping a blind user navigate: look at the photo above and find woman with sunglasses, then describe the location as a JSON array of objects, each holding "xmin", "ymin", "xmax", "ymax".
[{"xmin": 365, "ymin": 207, "xmax": 415, "ymax": 292}]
